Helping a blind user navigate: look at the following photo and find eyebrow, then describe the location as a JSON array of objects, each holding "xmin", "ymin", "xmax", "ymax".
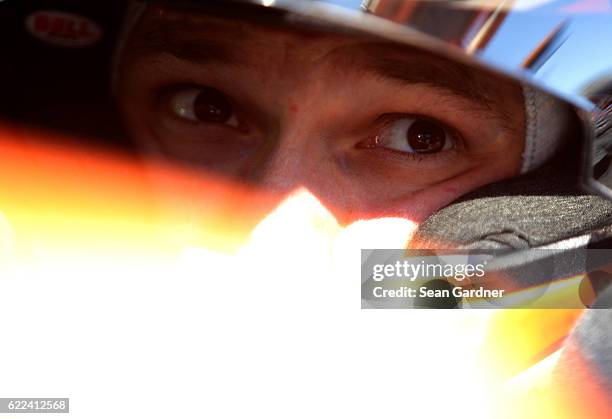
[
  {"xmin": 356, "ymin": 46, "xmax": 497, "ymax": 112},
  {"xmin": 129, "ymin": 18, "xmax": 515, "ymax": 127},
  {"xmin": 136, "ymin": 33, "xmax": 493, "ymax": 95},
  {"xmin": 348, "ymin": 43, "xmax": 520, "ymax": 130},
  {"xmin": 129, "ymin": 19, "xmax": 246, "ymax": 66}
]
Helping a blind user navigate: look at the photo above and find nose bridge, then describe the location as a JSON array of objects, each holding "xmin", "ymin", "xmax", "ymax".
[
  {"xmin": 244, "ymin": 121, "xmax": 321, "ymax": 194},
  {"xmin": 242, "ymin": 68, "xmax": 335, "ymax": 194}
]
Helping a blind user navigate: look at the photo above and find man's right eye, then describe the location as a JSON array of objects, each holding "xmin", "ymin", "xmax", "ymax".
[{"xmin": 168, "ymin": 86, "xmax": 240, "ymax": 128}]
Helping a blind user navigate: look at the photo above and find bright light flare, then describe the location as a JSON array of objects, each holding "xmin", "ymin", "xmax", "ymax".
[{"xmin": 0, "ymin": 125, "xmax": 603, "ymax": 418}]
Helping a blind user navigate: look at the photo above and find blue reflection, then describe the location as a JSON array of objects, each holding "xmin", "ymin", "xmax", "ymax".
[
  {"xmin": 482, "ymin": 0, "xmax": 612, "ymax": 94},
  {"xmin": 326, "ymin": 0, "xmax": 363, "ymax": 7}
]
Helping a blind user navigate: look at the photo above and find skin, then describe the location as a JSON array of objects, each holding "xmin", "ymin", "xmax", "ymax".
[{"xmin": 115, "ymin": 5, "xmax": 525, "ymax": 225}]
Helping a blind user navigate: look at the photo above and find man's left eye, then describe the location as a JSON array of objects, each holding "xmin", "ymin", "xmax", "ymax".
[{"xmin": 361, "ymin": 117, "xmax": 456, "ymax": 154}]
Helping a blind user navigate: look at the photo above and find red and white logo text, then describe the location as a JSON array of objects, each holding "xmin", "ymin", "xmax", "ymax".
[{"xmin": 25, "ymin": 11, "xmax": 102, "ymax": 47}]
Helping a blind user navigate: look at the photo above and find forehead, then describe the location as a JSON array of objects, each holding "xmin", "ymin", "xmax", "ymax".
[
  {"xmin": 135, "ymin": 3, "xmax": 357, "ymax": 40},
  {"xmin": 130, "ymin": 4, "xmax": 493, "ymax": 72},
  {"xmin": 125, "ymin": 3, "xmax": 524, "ymax": 128},
  {"xmin": 132, "ymin": 9, "xmax": 514, "ymax": 79},
  {"xmin": 130, "ymin": 4, "xmax": 373, "ymax": 65}
]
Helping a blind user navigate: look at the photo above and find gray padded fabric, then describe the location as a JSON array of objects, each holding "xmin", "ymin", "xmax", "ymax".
[{"xmin": 411, "ymin": 159, "xmax": 612, "ymax": 250}]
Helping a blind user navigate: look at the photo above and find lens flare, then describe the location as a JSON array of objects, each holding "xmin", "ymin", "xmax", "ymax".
[{"xmin": 0, "ymin": 125, "xmax": 608, "ymax": 417}]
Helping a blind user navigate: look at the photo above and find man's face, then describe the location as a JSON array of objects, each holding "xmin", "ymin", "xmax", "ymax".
[{"xmin": 116, "ymin": 5, "xmax": 525, "ymax": 224}]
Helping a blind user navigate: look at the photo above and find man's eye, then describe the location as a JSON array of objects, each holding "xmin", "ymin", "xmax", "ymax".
[
  {"xmin": 361, "ymin": 117, "xmax": 456, "ymax": 154},
  {"xmin": 168, "ymin": 86, "xmax": 240, "ymax": 128}
]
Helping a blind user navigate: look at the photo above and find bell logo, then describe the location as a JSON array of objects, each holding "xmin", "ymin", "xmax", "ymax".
[{"xmin": 25, "ymin": 11, "xmax": 102, "ymax": 47}]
